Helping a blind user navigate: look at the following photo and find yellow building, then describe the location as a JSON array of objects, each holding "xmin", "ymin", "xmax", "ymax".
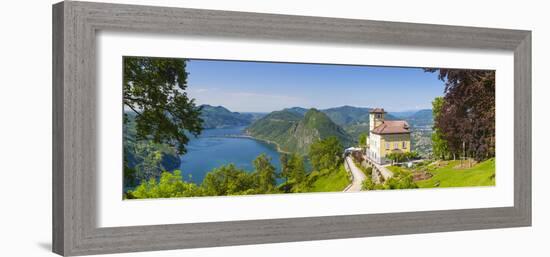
[{"xmin": 367, "ymin": 108, "xmax": 411, "ymax": 164}]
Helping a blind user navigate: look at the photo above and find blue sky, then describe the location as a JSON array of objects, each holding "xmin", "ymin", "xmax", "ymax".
[{"xmin": 186, "ymin": 59, "xmax": 445, "ymax": 113}]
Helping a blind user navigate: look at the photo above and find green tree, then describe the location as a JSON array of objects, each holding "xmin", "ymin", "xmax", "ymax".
[
  {"xmin": 131, "ymin": 141, "xmax": 165, "ymax": 182},
  {"xmin": 386, "ymin": 151, "xmax": 420, "ymax": 165},
  {"xmin": 289, "ymin": 154, "xmax": 306, "ymax": 184},
  {"xmin": 385, "ymin": 174, "xmax": 417, "ymax": 189},
  {"xmin": 288, "ymin": 154, "xmax": 309, "ymax": 193},
  {"xmin": 425, "ymin": 69, "xmax": 495, "ymax": 160},
  {"xmin": 361, "ymin": 176, "xmax": 375, "ymax": 190},
  {"xmin": 253, "ymin": 154, "xmax": 277, "ymax": 193},
  {"xmin": 123, "ymin": 157, "xmax": 137, "ymax": 187},
  {"xmin": 201, "ymin": 164, "xmax": 255, "ymax": 196},
  {"xmin": 123, "ymin": 57, "xmax": 203, "ymax": 155},
  {"xmin": 278, "ymin": 153, "xmax": 307, "ymax": 192},
  {"xmin": 127, "ymin": 170, "xmax": 202, "ymax": 199},
  {"xmin": 385, "ymin": 152, "xmax": 398, "ymax": 165},
  {"xmin": 405, "ymin": 151, "xmax": 419, "ymax": 160},
  {"xmin": 358, "ymin": 132, "xmax": 368, "ymax": 148},
  {"xmin": 309, "ymin": 136, "xmax": 344, "ymax": 171},
  {"xmin": 279, "ymin": 153, "xmax": 291, "ymax": 183},
  {"xmin": 431, "ymin": 97, "xmax": 450, "ymax": 160}
]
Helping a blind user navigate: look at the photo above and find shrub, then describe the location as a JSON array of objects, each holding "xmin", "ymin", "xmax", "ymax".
[
  {"xmin": 201, "ymin": 164, "xmax": 256, "ymax": 196},
  {"xmin": 386, "ymin": 151, "xmax": 420, "ymax": 164},
  {"xmin": 365, "ymin": 167, "xmax": 373, "ymax": 176},
  {"xmin": 309, "ymin": 136, "xmax": 343, "ymax": 171},
  {"xmin": 385, "ymin": 171, "xmax": 418, "ymax": 189},
  {"xmin": 128, "ymin": 170, "xmax": 202, "ymax": 199},
  {"xmin": 361, "ymin": 177, "xmax": 375, "ymax": 190}
]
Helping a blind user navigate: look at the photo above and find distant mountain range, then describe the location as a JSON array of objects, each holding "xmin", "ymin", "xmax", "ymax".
[
  {"xmin": 199, "ymin": 104, "xmax": 264, "ymax": 129},
  {"xmin": 324, "ymin": 106, "xmax": 401, "ymax": 139},
  {"xmin": 198, "ymin": 104, "xmax": 433, "ymax": 155},
  {"xmin": 246, "ymin": 108, "xmax": 354, "ymax": 155},
  {"xmin": 282, "ymin": 106, "xmax": 410, "ymax": 139},
  {"xmin": 394, "ymin": 109, "xmax": 433, "ymax": 129}
]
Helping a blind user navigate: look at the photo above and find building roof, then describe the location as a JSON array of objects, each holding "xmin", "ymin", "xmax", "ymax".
[
  {"xmin": 371, "ymin": 120, "xmax": 410, "ymax": 134},
  {"xmin": 369, "ymin": 108, "xmax": 386, "ymax": 114}
]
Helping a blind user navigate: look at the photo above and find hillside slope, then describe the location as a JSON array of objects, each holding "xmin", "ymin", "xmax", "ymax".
[
  {"xmin": 199, "ymin": 104, "xmax": 255, "ymax": 129},
  {"xmin": 246, "ymin": 108, "xmax": 354, "ymax": 155},
  {"xmin": 404, "ymin": 109, "xmax": 433, "ymax": 129},
  {"xmin": 322, "ymin": 106, "xmax": 400, "ymax": 138}
]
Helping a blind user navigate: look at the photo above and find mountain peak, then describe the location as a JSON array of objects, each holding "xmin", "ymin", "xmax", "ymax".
[
  {"xmin": 305, "ymin": 107, "xmax": 320, "ymax": 114},
  {"xmin": 201, "ymin": 104, "xmax": 229, "ymax": 111},
  {"xmin": 199, "ymin": 104, "xmax": 254, "ymax": 129},
  {"xmin": 283, "ymin": 107, "xmax": 309, "ymax": 116},
  {"xmin": 304, "ymin": 108, "xmax": 328, "ymax": 121},
  {"xmin": 247, "ymin": 107, "xmax": 353, "ymax": 155}
]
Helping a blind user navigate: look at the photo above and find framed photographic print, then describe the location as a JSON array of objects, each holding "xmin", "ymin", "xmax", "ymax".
[{"xmin": 52, "ymin": 1, "xmax": 531, "ymax": 256}]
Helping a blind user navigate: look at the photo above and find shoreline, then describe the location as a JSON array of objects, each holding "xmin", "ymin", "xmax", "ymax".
[
  {"xmin": 238, "ymin": 133, "xmax": 292, "ymax": 155},
  {"xmin": 197, "ymin": 129, "xmax": 292, "ymax": 155}
]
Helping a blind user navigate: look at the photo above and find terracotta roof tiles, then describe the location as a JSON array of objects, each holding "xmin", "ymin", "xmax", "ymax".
[{"xmin": 371, "ymin": 120, "xmax": 410, "ymax": 134}]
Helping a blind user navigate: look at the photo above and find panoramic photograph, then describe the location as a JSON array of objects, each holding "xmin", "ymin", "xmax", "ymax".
[{"xmin": 122, "ymin": 57, "xmax": 496, "ymax": 199}]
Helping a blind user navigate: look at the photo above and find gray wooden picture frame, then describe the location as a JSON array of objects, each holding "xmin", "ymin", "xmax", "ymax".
[{"xmin": 52, "ymin": 1, "xmax": 531, "ymax": 256}]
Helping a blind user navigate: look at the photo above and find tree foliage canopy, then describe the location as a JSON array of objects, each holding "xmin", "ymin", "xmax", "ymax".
[
  {"xmin": 201, "ymin": 164, "xmax": 256, "ymax": 196},
  {"xmin": 358, "ymin": 132, "xmax": 368, "ymax": 147},
  {"xmin": 128, "ymin": 154, "xmax": 280, "ymax": 198},
  {"xmin": 425, "ymin": 69, "xmax": 495, "ymax": 160},
  {"xmin": 253, "ymin": 154, "xmax": 278, "ymax": 193},
  {"xmin": 431, "ymin": 97, "xmax": 450, "ymax": 159},
  {"xmin": 128, "ymin": 170, "xmax": 202, "ymax": 199},
  {"xmin": 386, "ymin": 151, "xmax": 419, "ymax": 163},
  {"xmin": 123, "ymin": 57, "xmax": 203, "ymax": 155},
  {"xmin": 309, "ymin": 136, "xmax": 344, "ymax": 171},
  {"xmin": 279, "ymin": 153, "xmax": 307, "ymax": 191}
]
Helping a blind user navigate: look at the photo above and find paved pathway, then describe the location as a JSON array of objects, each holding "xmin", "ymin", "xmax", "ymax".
[{"xmin": 343, "ymin": 156, "xmax": 367, "ymax": 192}]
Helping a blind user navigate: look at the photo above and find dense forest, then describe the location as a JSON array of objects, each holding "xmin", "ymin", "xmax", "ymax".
[{"xmin": 123, "ymin": 114, "xmax": 181, "ymax": 188}]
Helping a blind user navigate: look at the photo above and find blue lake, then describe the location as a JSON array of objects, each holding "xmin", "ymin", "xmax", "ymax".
[{"xmin": 179, "ymin": 126, "xmax": 282, "ymax": 183}]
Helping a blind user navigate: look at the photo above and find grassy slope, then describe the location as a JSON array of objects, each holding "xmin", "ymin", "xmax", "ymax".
[
  {"xmin": 309, "ymin": 165, "xmax": 350, "ymax": 192},
  {"xmin": 387, "ymin": 165, "xmax": 421, "ymax": 176},
  {"xmin": 415, "ymin": 158, "xmax": 495, "ymax": 188}
]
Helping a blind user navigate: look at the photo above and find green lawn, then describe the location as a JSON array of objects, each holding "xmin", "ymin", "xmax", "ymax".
[
  {"xmin": 415, "ymin": 158, "xmax": 495, "ymax": 188},
  {"xmin": 308, "ymin": 165, "xmax": 350, "ymax": 192},
  {"xmin": 387, "ymin": 165, "xmax": 405, "ymax": 174}
]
